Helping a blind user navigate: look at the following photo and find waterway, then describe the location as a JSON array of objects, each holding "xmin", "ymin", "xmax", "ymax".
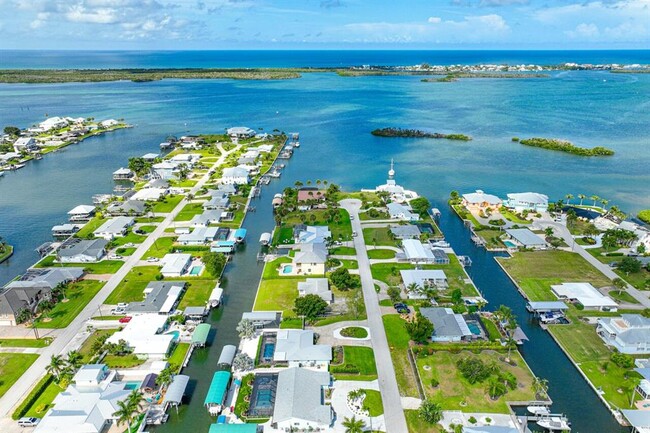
[{"xmin": 2, "ymin": 53, "xmax": 649, "ymax": 432}]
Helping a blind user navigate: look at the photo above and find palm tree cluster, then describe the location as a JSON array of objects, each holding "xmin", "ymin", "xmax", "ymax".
[
  {"xmin": 45, "ymin": 350, "xmax": 84, "ymax": 383},
  {"xmin": 113, "ymin": 389, "xmax": 145, "ymax": 432}
]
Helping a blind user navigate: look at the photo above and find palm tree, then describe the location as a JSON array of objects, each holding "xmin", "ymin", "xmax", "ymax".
[
  {"xmin": 66, "ymin": 350, "xmax": 83, "ymax": 369},
  {"xmin": 565, "ymin": 194, "xmax": 573, "ymax": 205},
  {"xmin": 578, "ymin": 194, "xmax": 586, "ymax": 206},
  {"xmin": 156, "ymin": 366, "xmax": 174, "ymax": 388},
  {"xmin": 533, "ymin": 377, "xmax": 549, "ymax": 399},
  {"xmin": 590, "ymin": 195, "xmax": 600, "ymax": 207},
  {"xmin": 544, "ymin": 227, "xmax": 554, "ymax": 238},
  {"xmin": 600, "ymin": 198, "xmax": 609, "ymax": 210},
  {"xmin": 46, "ymin": 355, "xmax": 65, "ymax": 381},
  {"xmin": 406, "ymin": 282, "xmax": 421, "ymax": 297},
  {"xmin": 342, "ymin": 416, "xmax": 366, "ymax": 433},
  {"xmin": 613, "ymin": 277, "xmax": 627, "ymax": 296},
  {"xmin": 113, "ymin": 399, "xmax": 136, "ymax": 432},
  {"xmin": 127, "ymin": 390, "xmax": 144, "ymax": 412}
]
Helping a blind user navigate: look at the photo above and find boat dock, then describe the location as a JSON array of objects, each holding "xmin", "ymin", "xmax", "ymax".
[{"xmin": 518, "ymin": 413, "xmax": 571, "ymax": 431}]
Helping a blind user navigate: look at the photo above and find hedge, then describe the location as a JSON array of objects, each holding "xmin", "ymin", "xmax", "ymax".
[
  {"xmin": 331, "ymin": 364, "xmax": 361, "ymax": 374},
  {"xmin": 13, "ymin": 374, "xmax": 54, "ymax": 420}
]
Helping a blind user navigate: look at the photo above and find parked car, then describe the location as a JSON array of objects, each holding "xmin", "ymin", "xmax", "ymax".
[
  {"xmin": 111, "ymin": 307, "xmax": 126, "ymax": 315},
  {"xmin": 352, "ymin": 231, "xmax": 358, "ymax": 237},
  {"xmin": 108, "ymin": 254, "xmax": 123, "ymax": 260},
  {"xmin": 393, "ymin": 302, "xmax": 410, "ymax": 314},
  {"xmin": 146, "ymin": 257, "xmax": 159, "ymax": 262},
  {"xmin": 18, "ymin": 417, "xmax": 40, "ymax": 427},
  {"xmin": 117, "ymin": 303, "xmax": 128, "ymax": 309},
  {"xmin": 119, "ymin": 316, "xmax": 132, "ymax": 323},
  {"xmin": 350, "ymin": 215, "xmax": 355, "ymax": 220}
]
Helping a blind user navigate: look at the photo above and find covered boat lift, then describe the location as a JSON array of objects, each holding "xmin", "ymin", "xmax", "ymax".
[
  {"xmin": 209, "ymin": 285, "xmax": 224, "ymax": 308},
  {"xmin": 163, "ymin": 374, "xmax": 190, "ymax": 411},
  {"xmin": 217, "ymin": 345, "xmax": 237, "ymax": 369},
  {"xmin": 204, "ymin": 371, "xmax": 232, "ymax": 415},
  {"xmin": 192, "ymin": 323, "xmax": 211, "ymax": 347}
]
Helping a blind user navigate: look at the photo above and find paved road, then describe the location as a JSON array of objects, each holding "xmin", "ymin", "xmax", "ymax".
[
  {"xmin": 0, "ymin": 143, "xmax": 239, "ymax": 423},
  {"xmin": 535, "ymin": 219, "xmax": 650, "ymax": 308},
  {"xmin": 341, "ymin": 199, "xmax": 409, "ymax": 433}
]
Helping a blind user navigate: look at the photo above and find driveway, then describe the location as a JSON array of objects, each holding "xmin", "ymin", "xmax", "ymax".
[
  {"xmin": 330, "ymin": 379, "xmax": 386, "ymax": 432},
  {"xmin": 340, "ymin": 199, "xmax": 409, "ymax": 433}
]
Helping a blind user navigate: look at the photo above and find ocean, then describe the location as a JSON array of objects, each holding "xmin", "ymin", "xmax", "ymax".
[{"xmin": 0, "ymin": 50, "xmax": 648, "ymax": 433}]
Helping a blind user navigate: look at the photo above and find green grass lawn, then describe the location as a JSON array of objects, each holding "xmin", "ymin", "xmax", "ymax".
[
  {"xmin": 367, "ymin": 249, "xmax": 396, "ymax": 259},
  {"xmin": 111, "ymin": 230, "xmax": 147, "ymax": 247},
  {"xmin": 151, "ymin": 195, "xmax": 184, "ymax": 213},
  {"xmin": 75, "ymin": 217, "xmax": 107, "ymax": 238},
  {"xmin": 332, "ymin": 346, "xmax": 378, "ymax": 381},
  {"xmin": 0, "ymin": 353, "xmax": 39, "ymax": 398},
  {"xmin": 0, "ymin": 338, "xmax": 51, "ymax": 348},
  {"xmin": 262, "ymin": 256, "xmax": 303, "ymax": 280},
  {"xmin": 35, "ymin": 255, "xmax": 124, "ymax": 274},
  {"xmin": 359, "ymin": 209, "xmax": 390, "ymax": 221},
  {"xmin": 144, "ymin": 236, "xmax": 176, "ymax": 259},
  {"xmin": 178, "ymin": 280, "xmax": 216, "ymax": 308},
  {"xmin": 135, "ymin": 216, "xmax": 165, "ymax": 223},
  {"xmin": 340, "ymin": 259, "xmax": 358, "ymax": 270},
  {"xmin": 405, "ymin": 409, "xmax": 441, "ymax": 433},
  {"xmin": 167, "ymin": 343, "xmax": 191, "ymax": 370},
  {"xmin": 103, "ymin": 354, "xmax": 145, "ymax": 368},
  {"xmin": 383, "ymin": 314, "xmax": 419, "ymax": 398},
  {"xmin": 499, "ymin": 208, "xmax": 531, "ymax": 224},
  {"xmin": 174, "ymin": 202, "xmax": 205, "ymax": 222},
  {"xmin": 105, "ymin": 266, "xmax": 162, "ymax": 304},
  {"xmin": 253, "ymin": 279, "xmax": 299, "ymax": 317},
  {"xmin": 416, "ymin": 349, "xmax": 536, "ymax": 413},
  {"xmin": 609, "ymin": 289, "xmax": 641, "ymax": 304},
  {"xmin": 79, "ymin": 329, "xmax": 117, "ymax": 362},
  {"xmin": 23, "ymin": 376, "xmax": 65, "ymax": 418},
  {"xmin": 362, "ymin": 389, "xmax": 384, "ymax": 416},
  {"xmin": 451, "ymin": 204, "xmax": 481, "ymax": 228},
  {"xmin": 36, "ymin": 280, "xmax": 104, "ymax": 328},
  {"xmin": 115, "ymin": 247, "xmax": 137, "ymax": 256},
  {"xmin": 480, "ymin": 317, "xmax": 502, "ymax": 341},
  {"xmin": 138, "ymin": 225, "xmax": 157, "ymax": 233},
  {"xmin": 340, "ymin": 327, "xmax": 369, "ymax": 338},
  {"xmin": 280, "ymin": 318, "xmax": 304, "ymax": 329},
  {"xmin": 331, "ymin": 246, "xmax": 356, "ymax": 255},
  {"xmin": 475, "ymin": 228, "xmax": 506, "ymax": 249},
  {"xmin": 272, "ymin": 227, "xmax": 295, "ymax": 245},
  {"xmin": 363, "ymin": 227, "xmax": 400, "ymax": 247}
]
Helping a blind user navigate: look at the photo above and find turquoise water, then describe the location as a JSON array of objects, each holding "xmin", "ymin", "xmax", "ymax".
[
  {"xmin": 1, "ymin": 51, "xmax": 647, "ymax": 433},
  {"xmin": 281, "ymin": 265, "xmax": 293, "ymax": 274},
  {"xmin": 165, "ymin": 331, "xmax": 180, "ymax": 341},
  {"xmin": 124, "ymin": 381, "xmax": 141, "ymax": 390},
  {"xmin": 262, "ymin": 342, "xmax": 275, "ymax": 359},
  {"xmin": 503, "ymin": 240, "xmax": 518, "ymax": 248},
  {"xmin": 189, "ymin": 266, "xmax": 202, "ymax": 276},
  {"xmin": 467, "ymin": 322, "xmax": 482, "ymax": 335}
]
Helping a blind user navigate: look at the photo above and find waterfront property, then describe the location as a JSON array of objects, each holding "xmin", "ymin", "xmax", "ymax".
[
  {"xmin": 273, "ymin": 329, "xmax": 332, "ymax": 368},
  {"xmin": 57, "ymin": 238, "xmax": 108, "ymax": 263},
  {"xmin": 369, "ymin": 159, "xmax": 419, "ymax": 203},
  {"xmin": 177, "ymin": 227, "xmax": 219, "ymax": 245},
  {"xmin": 227, "ymin": 126, "xmax": 256, "ymax": 139},
  {"xmin": 204, "ymin": 370, "xmax": 232, "ymax": 415},
  {"xmin": 503, "ymin": 228, "xmax": 547, "ymax": 250},
  {"xmin": 387, "ymin": 202, "xmax": 419, "ymax": 221},
  {"xmin": 390, "ymin": 224, "xmax": 421, "ymax": 239},
  {"xmin": 67, "ymin": 205, "xmax": 96, "ymax": 222},
  {"xmin": 242, "ymin": 311, "xmax": 282, "ymax": 329},
  {"xmin": 272, "ymin": 367, "xmax": 333, "ymax": 431},
  {"xmin": 160, "ymin": 253, "xmax": 192, "ymax": 277},
  {"xmin": 597, "ymin": 314, "xmax": 650, "ymax": 354},
  {"xmin": 401, "ymin": 239, "xmax": 449, "ymax": 264},
  {"xmin": 290, "ymin": 243, "xmax": 328, "ymax": 276},
  {"xmin": 92, "ymin": 216, "xmax": 135, "ymax": 240},
  {"xmin": 105, "ymin": 200, "xmax": 146, "ymax": 216},
  {"xmin": 551, "ymin": 282, "xmax": 618, "ymax": 311},
  {"xmin": 461, "ymin": 190, "xmax": 502, "ymax": 212},
  {"xmin": 33, "ymin": 364, "xmax": 131, "ymax": 433},
  {"xmin": 297, "ymin": 278, "xmax": 332, "ymax": 303},
  {"xmin": 126, "ymin": 281, "xmax": 186, "ymax": 315},
  {"xmin": 294, "ymin": 225, "xmax": 331, "ymax": 244},
  {"xmin": 419, "ymin": 307, "xmax": 473, "ymax": 342},
  {"xmin": 401, "ymin": 269, "xmax": 448, "ymax": 296},
  {"xmin": 503, "ymin": 192, "xmax": 549, "ymax": 212},
  {"xmin": 221, "ymin": 167, "xmax": 250, "ymax": 185},
  {"xmin": 107, "ymin": 314, "xmax": 174, "ymax": 358}
]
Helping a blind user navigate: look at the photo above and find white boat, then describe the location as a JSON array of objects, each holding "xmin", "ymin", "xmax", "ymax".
[
  {"xmin": 294, "ymin": 141, "xmax": 300, "ymax": 147},
  {"xmin": 10, "ymin": 163, "xmax": 26, "ymax": 170},
  {"xmin": 537, "ymin": 416, "xmax": 571, "ymax": 431},
  {"xmin": 0, "ymin": 171, "xmax": 4, "ymax": 177},
  {"xmin": 528, "ymin": 406, "xmax": 551, "ymax": 415}
]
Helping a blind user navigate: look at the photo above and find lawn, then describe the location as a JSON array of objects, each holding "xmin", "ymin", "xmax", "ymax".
[
  {"xmin": 151, "ymin": 195, "xmax": 184, "ymax": 213},
  {"xmin": 167, "ymin": 343, "xmax": 191, "ymax": 370},
  {"xmin": 75, "ymin": 217, "xmax": 107, "ymax": 238},
  {"xmin": 474, "ymin": 228, "xmax": 506, "ymax": 249},
  {"xmin": 0, "ymin": 353, "xmax": 39, "ymax": 398},
  {"xmin": 367, "ymin": 248, "xmax": 396, "ymax": 259},
  {"xmin": 144, "ymin": 236, "xmax": 176, "ymax": 259},
  {"xmin": 103, "ymin": 354, "xmax": 145, "ymax": 368},
  {"xmin": 0, "ymin": 338, "xmax": 51, "ymax": 348},
  {"xmin": 280, "ymin": 318, "xmax": 304, "ymax": 329},
  {"xmin": 23, "ymin": 376, "xmax": 65, "ymax": 418},
  {"xmin": 383, "ymin": 314, "xmax": 419, "ymax": 398},
  {"xmin": 340, "ymin": 259, "xmax": 358, "ymax": 270},
  {"xmin": 262, "ymin": 256, "xmax": 306, "ymax": 280},
  {"xmin": 79, "ymin": 329, "xmax": 117, "ymax": 362},
  {"xmin": 138, "ymin": 225, "xmax": 157, "ymax": 233},
  {"xmin": 362, "ymin": 389, "xmax": 384, "ymax": 416},
  {"xmin": 35, "ymin": 255, "xmax": 124, "ymax": 274},
  {"xmin": 548, "ymin": 321, "xmax": 610, "ymax": 363},
  {"xmin": 609, "ymin": 289, "xmax": 640, "ymax": 304},
  {"xmin": 331, "ymin": 246, "xmax": 356, "ymax": 255},
  {"xmin": 178, "ymin": 280, "xmax": 216, "ymax": 308},
  {"xmin": 340, "ymin": 327, "xmax": 369, "ymax": 338},
  {"xmin": 253, "ymin": 279, "xmax": 299, "ymax": 317},
  {"xmin": 359, "ymin": 209, "xmax": 389, "ymax": 221},
  {"xmin": 405, "ymin": 409, "xmax": 441, "ymax": 433},
  {"xmin": 363, "ymin": 227, "xmax": 399, "ymax": 247},
  {"xmin": 115, "ymin": 247, "xmax": 137, "ymax": 256},
  {"xmin": 499, "ymin": 208, "xmax": 531, "ymax": 224},
  {"xmin": 111, "ymin": 230, "xmax": 147, "ymax": 247},
  {"xmin": 451, "ymin": 204, "xmax": 481, "ymax": 228},
  {"xmin": 332, "ymin": 346, "xmax": 377, "ymax": 381},
  {"xmin": 105, "ymin": 266, "xmax": 161, "ymax": 304},
  {"xmin": 135, "ymin": 216, "xmax": 165, "ymax": 223},
  {"xmin": 36, "ymin": 280, "xmax": 104, "ymax": 328},
  {"xmin": 272, "ymin": 227, "xmax": 294, "ymax": 245},
  {"xmin": 416, "ymin": 349, "xmax": 536, "ymax": 413},
  {"xmin": 174, "ymin": 202, "xmax": 205, "ymax": 222}
]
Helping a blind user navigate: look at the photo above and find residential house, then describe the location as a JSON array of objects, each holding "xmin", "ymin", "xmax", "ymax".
[
  {"xmin": 203, "ymin": 194, "xmax": 230, "ymax": 210},
  {"xmin": 597, "ymin": 314, "xmax": 650, "ymax": 354},
  {"xmin": 105, "ymin": 200, "xmax": 146, "ymax": 216},
  {"xmin": 504, "ymin": 228, "xmax": 547, "ymax": 249},
  {"xmin": 297, "ymin": 187, "xmax": 325, "ymax": 203},
  {"xmin": 145, "ymin": 178, "xmax": 170, "ymax": 189},
  {"xmin": 127, "ymin": 281, "xmax": 186, "ymax": 315},
  {"xmin": 401, "ymin": 269, "xmax": 448, "ymax": 297},
  {"xmin": 142, "ymin": 153, "xmax": 159, "ymax": 162},
  {"xmin": 13, "ymin": 137, "xmax": 39, "ymax": 153},
  {"xmin": 190, "ymin": 210, "xmax": 222, "ymax": 228},
  {"xmin": 112, "ymin": 167, "xmax": 134, "ymax": 181},
  {"xmin": 107, "ymin": 314, "xmax": 173, "ymax": 358},
  {"xmin": 152, "ymin": 161, "xmax": 179, "ymax": 180},
  {"xmin": 503, "ymin": 192, "xmax": 549, "ymax": 212},
  {"xmin": 401, "ymin": 239, "xmax": 448, "ymax": 264},
  {"xmin": 297, "ymin": 278, "xmax": 333, "ymax": 303},
  {"xmin": 272, "ymin": 367, "xmax": 333, "ymax": 431},
  {"xmin": 51, "ymin": 224, "xmax": 81, "ymax": 237},
  {"xmin": 295, "ymin": 225, "xmax": 332, "ymax": 244},
  {"xmin": 294, "ymin": 243, "xmax": 328, "ymax": 275},
  {"xmin": 99, "ymin": 119, "xmax": 119, "ymax": 128},
  {"xmin": 93, "ymin": 216, "xmax": 134, "ymax": 240},
  {"xmin": 390, "ymin": 224, "xmax": 421, "ymax": 239},
  {"xmin": 241, "ymin": 311, "xmax": 281, "ymax": 329},
  {"xmin": 462, "ymin": 190, "xmax": 502, "ymax": 211},
  {"xmin": 178, "ymin": 227, "xmax": 219, "ymax": 245},
  {"xmin": 131, "ymin": 187, "xmax": 168, "ymax": 201},
  {"xmin": 551, "ymin": 282, "xmax": 618, "ymax": 311},
  {"xmin": 160, "ymin": 253, "xmax": 192, "ymax": 277},
  {"xmin": 419, "ymin": 307, "xmax": 473, "ymax": 342},
  {"xmin": 57, "ymin": 239, "xmax": 108, "ymax": 263},
  {"xmin": 33, "ymin": 364, "xmax": 131, "ymax": 433},
  {"xmin": 227, "ymin": 126, "xmax": 256, "ymax": 138},
  {"xmin": 387, "ymin": 202, "xmax": 419, "ymax": 221},
  {"xmin": 37, "ymin": 116, "xmax": 68, "ymax": 132},
  {"xmin": 273, "ymin": 329, "xmax": 332, "ymax": 368},
  {"xmin": 221, "ymin": 167, "xmax": 249, "ymax": 185},
  {"xmin": 67, "ymin": 205, "xmax": 96, "ymax": 222}
]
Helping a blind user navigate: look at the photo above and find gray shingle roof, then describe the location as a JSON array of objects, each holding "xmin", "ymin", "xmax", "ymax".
[{"xmin": 273, "ymin": 368, "xmax": 331, "ymax": 426}]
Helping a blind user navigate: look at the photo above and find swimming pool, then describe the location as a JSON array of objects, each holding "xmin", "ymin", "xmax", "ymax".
[
  {"xmin": 248, "ymin": 373, "xmax": 278, "ymax": 417},
  {"xmin": 282, "ymin": 265, "xmax": 293, "ymax": 274},
  {"xmin": 258, "ymin": 333, "xmax": 277, "ymax": 363},
  {"xmin": 467, "ymin": 322, "xmax": 482, "ymax": 335},
  {"xmin": 190, "ymin": 266, "xmax": 203, "ymax": 275},
  {"xmin": 124, "ymin": 381, "xmax": 141, "ymax": 390},
  {"xmin": 263, "ymin": 343, "xmax": 275, "ymax": 359},
  {"xmin": 503, "ymin": 240, "xmax": 518, "ymax": 248},
  {"xmin": 165, "ymin": 330, "xmax": 180, "ymax": 341}
]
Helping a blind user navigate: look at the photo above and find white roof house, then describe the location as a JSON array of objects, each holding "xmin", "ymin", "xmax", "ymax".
[
  {"xmin": 93, "ymin": 216, "xmax": 134, "ymax": 240},
  {"xmin": 597, "ymin": 314, "xmax": 650, "ymax": 355},
  {"xmin": 504, "ymin": 192, "xmax": 549, "ymax": 212},
  {"xmin": 297, "ymin": 278, "xmax": 333, "ymax": 303},
  {"xmin": 177, "ymin": 227, "xmax": 219, "ymax": 245},
  {"xmin": 100, "ymin": 119, "xmax": 119, "ymax": 128},
  {"xmin": 504, "ymin": 228, "xmax": 547, "ymax": 249},
  {"xmin": 33, "ymin": 364, "xmax": 130, "ymax": 433},
  {"xmin": 221, "ymin": 167, "xmax": 250, "ymax": 185},
  {"xmin": 39, "ymin": 116, "xmax": 68, "ymax": 131},
  {"xmin": 551, "ymin": 282, "xmax": 618, "ymax": 311},
  {"xmin": 272, "ymin": 368, "xmax": 333, "ymax": 431},
  {"xmin": 131, "ymin": 187, "xmax": 168, "ymax": 201},
  {"xmin": 402, "ymin": 239, "xmax": 437, "ymax": 263},
  {"xmin": 387, "ymin": 202, "xmax": 419, "ymax": 221},
  {"xmin": 227, "ymin": 126, "xmax": 256, "ymax": 138},
  {"xmin": 13, "ymin": 137, "xmax": 38, "ymax": 152},
  {"xmin": 190, "ymin": 210, "xmax": 222, "ymax": 228},
  {"xmin": 57, "ymin": 239, "xmax": 107, "ymax": 263},
  {"xmin": 152, "ymin": 161, "xmax": 179, "ymax": 180},
  {"xmin": 160, "ymin": 253, "xmax": 192, "ymax": 277},
  {"xmin": 401, "ymin": 270, "xmax": 448, "ymax": 296},
  {"xmin": 296, "ymin": 225, "xmax": 332, "ymax": 244},
  {"xmin": 462, "ymin": 190, "xmax": 502, "ymax": 208},
  {"xmin": 294, "ymin": 243, "xmax": 328, "ymax": 265},
  {"xmin": 107, "ymin": 314, "xmax": 173, "ymax": 357},
  {"xmin": 274, "ymin": 329, "xmax": 332, "ymax": 367}
]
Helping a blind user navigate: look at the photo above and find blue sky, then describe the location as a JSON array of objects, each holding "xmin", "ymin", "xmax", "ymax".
[{"xmin": 1, "ymin": 0, "xmax": 649, "ymax": 50}]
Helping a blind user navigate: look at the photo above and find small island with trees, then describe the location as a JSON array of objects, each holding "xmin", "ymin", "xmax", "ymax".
[
  {"xmin": 422, "ymin": 72, "xmax": 549, "ymax": 82},
  {"xmin": 0, "ymin": 237, "xmax": 13, "ymax": 264},
  {"xmin": 371, "ymin": 127, "xmax": 472, "ymax": 141},
  {"xmin": 517, "ymin": 137, "xmax": 614, "ymax": 156}
]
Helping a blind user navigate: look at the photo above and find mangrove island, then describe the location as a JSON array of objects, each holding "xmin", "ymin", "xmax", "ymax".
[
  {"xmin": 519, "ymin": 137, "xmax": 615, "ymax": 156},
  {"xmin": 371, "ymin": 127, "xmax": 472, "ymax": 141}
]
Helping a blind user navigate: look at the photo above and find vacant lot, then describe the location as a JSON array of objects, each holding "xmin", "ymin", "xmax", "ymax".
[{"xmin": 0, "ymin": 353, "xmax": 39, "ymax": 398}]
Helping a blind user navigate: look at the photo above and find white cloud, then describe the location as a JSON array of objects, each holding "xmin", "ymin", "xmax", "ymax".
[
  {"xmin": 66, "ymin": 6, "xmax": 118, "ymax": 23},
  {"xmin": 427, "ymin": 16, "xmax": 441, "ymax": 24},
  {"xmin": 566, "ymin": 23, "xmax": 600, "ymax": 39}
]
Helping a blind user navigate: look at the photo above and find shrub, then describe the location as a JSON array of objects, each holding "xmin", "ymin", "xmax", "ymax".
[
  {"xmin": 468, "ymin": 416, "xmax": 477, "ymax": 424},
  {"xmin": 456, "ymin": 356, "xmax": 496, "ymax": 384},
  {"xmin": 638, "ymin": 210, "xmax": 650, "ymax": 224},
  {"xmin": 430, "ymin": 378, "xmax": 439, "ymax": 388},
  {"xmin": 611, "ymin": 352, "xmax": 635, "ymax": 369}
]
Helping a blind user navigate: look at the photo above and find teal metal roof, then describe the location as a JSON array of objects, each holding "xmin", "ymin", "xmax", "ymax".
[
  {"xmin": 208, "ymin": 424, "xmax": 257, "ymax": 433},
  {"xmin": 191, "ymin": 323, "xmax": 210, "ymax": 345},
  {"xmin": 204, "ymin": 371, "xmax": 231, "ymax": 406},
  {"xmin": 234, "ymin": 228, "xmax": 247, "ymax": 239}
]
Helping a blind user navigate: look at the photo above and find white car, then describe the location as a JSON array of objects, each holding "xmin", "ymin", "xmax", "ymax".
[
  {"xmin": 111, "ymin": 308, "xmax": 126, "ymax": 315},
  {"xmin": 352, "ymin": 231, "xmax": 358, "ymax": 237},
  {"xmin": 146, "ymin": 257, "xmax": 159, "ymax": 263},
  {"xmin": 108, "ymin": 254, "xmax": 123, "ymax": 260},
  {"xmin": 18, "ymin": 417, "xmax": 40, "ymax": 427}
]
